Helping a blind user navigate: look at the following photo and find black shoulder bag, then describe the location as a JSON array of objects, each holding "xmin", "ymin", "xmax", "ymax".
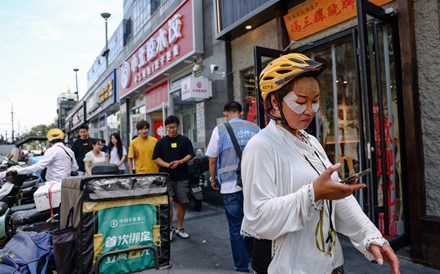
[
  {"xmin": 224, "ymin": 122, "xmax": 243, "ymax": 187},
  {"xmin": 225, "ymin": 122, "xmax": 271, "ymax": 272},
  {"xmin": 59, "ymin": 146, "xmax": 79, "ymax": 176}
]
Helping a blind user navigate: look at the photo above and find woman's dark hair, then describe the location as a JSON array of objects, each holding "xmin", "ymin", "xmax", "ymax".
[
  {"xmin": 108, "ymin": 133, "xmax": 123, "ymax": 160},
  {"xmin": 91, "ymin": 139, "xmax": 103, "ymax": 146}
]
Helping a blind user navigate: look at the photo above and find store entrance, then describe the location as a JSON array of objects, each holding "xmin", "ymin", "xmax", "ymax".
[{"xmin": 254, "ymin": 8, "xmax": 405, "ymax": 243}]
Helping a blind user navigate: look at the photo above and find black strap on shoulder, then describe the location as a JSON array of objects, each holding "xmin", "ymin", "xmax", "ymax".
[
  {"xmin": 224, "ymin": 122, "xmax": 241, "ymax": 160},
  {"xmin": 59, "ymin": 145, "xmax": 73, "ymax": 163}
]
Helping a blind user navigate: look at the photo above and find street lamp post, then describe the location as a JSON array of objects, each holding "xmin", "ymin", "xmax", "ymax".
[
  {"xmin": 73, "ymin": 68, "xmax": 79, "ymax": 101},
  {"xmin": 101, "ymin": 12, "xmax": 111, "ymax": 67}
]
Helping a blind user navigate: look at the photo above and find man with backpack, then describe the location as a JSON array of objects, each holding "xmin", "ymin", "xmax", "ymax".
[{"xmin": 205, "ymin": 101, "xmax": 260, "ymax": 272}]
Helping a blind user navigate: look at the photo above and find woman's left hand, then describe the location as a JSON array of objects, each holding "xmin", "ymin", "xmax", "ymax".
[{"xmin": 369, "ymin": 243, "xmax": 400, "ymax": 274}]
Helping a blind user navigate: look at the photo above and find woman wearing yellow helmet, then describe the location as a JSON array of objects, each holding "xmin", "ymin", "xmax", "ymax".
[{"xmin": 240, "ymin": 53, "xmax": 400, "ymax": 274}]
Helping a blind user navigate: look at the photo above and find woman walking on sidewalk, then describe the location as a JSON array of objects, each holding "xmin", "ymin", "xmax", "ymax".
[{"xmin": 240, "ymin": 53, "xmax": 400, "ymax": 274}]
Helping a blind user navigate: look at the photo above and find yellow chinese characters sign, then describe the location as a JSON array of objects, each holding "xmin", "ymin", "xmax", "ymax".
[{"xmin": 284, "ymin": 0, "xmax": 393, "ymax": 41}]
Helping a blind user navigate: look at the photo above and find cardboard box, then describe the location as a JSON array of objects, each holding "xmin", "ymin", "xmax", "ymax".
[{"xmin": 33, "ymin": 182, "xmax": 62, "ymax": 212}]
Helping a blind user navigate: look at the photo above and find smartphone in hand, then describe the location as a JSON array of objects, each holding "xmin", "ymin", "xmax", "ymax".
[{"xmin": 340, "ymin": 168, "xmax": 372, "ymax": 184}]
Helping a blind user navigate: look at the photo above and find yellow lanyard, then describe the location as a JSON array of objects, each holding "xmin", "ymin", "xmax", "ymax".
[
  {"xmin": 304, "ymin": 148, "xmax": 337, "ymax": 256},
  {"xmin": 315, "ymin": 205, "xmax": 337, "ymax": 256}
]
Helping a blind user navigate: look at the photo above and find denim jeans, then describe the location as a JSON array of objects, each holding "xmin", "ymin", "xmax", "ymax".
[{"xmin": 222, "ymin": 191, "xmax": 252, "ymax": 272}]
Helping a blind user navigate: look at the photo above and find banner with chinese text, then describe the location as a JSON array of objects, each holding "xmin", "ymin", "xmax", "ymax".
[
  {"xmin": 96, "ymin": 204, "xmax": 158, "ymax": 273},
  {"xmin": 284, "ymin": 0, "xmax": 393, "ymax": 41}
]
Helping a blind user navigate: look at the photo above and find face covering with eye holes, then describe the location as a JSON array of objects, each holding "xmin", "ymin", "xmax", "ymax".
[{"xmin": 283, "ymin": 92, "xmax": 319, "ymax": 114}]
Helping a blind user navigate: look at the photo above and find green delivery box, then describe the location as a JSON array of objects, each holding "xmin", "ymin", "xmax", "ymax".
[{"xmin": 57, "ymin": 173, "xmax": 171, "ymax": 274}]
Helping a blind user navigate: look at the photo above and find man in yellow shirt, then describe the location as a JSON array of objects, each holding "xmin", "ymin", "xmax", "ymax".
[{"xmin": 127, "ymin": 120, "xmax": 159, "ymax": 174}]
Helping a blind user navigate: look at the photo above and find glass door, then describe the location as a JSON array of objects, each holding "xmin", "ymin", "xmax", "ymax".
[
  {"xmin": 364, "ymin": 21, "xmax": 404, "ymax": 238},
  {"xmin": 307, "ymin": 22, "xmax": 404, "ymax": 239}
]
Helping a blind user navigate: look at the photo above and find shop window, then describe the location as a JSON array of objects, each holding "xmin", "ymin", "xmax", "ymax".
[
  {"xmin": 107, "ymin": 112, "xmax": 120, "ymax": 132},
  {"xmin": 241, "ymin": 68, "xmax": 257, "ymax": 123}
]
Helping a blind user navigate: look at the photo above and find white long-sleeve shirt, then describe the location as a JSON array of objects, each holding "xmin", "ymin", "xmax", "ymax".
[
  {"xmin": 17, "ymin": 142, "xmax": 78, "ymax": 182},
  {"xmin": 240, "ymin": 120, "xmax": 387, "ymax": 274}
]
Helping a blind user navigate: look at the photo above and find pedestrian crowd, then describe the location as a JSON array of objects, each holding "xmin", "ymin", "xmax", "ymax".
[{"xmin": 0, "ymin": 52, "xmax": 402, "ymax": 274}]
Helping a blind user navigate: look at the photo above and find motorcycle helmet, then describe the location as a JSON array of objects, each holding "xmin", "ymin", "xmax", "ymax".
[
  {"xmin": 259, "ymin": 53, "xmax": 324, "ymax": 100},
  {"xmin": 47, "ymin": 128, "xmax": 65, "ymax": 142}
]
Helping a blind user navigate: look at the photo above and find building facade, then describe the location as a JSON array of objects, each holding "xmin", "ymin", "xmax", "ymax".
[
  {"xmin": 56, "ymin": 89, "xmax": 77, "ymax": 133},
  {"xmin": 65, "ymin": 0, "xmax": 231, "ymax": 155},
  {"xmin": 63, "ymin": 0, "xmax": 440, "ymax": 268}
]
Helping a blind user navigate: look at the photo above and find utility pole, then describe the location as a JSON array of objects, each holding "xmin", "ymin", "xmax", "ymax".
[
  {"xmin": 10, "ymin": 104, "xmax": 14, "ymax": 142},
  {"xmin": 0, "ymin": 96, "xmax": 14, "ymax": 142}
]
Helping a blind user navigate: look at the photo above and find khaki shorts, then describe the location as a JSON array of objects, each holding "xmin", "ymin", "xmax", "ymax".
[{"xmin": 169, "ymin": 180, "xmax": 189, "ymax": 204}]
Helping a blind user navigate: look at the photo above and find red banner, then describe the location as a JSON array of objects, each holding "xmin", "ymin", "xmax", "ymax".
[
  {"xmin": 119, "ymin": 0, "xmax": 193, "ymax": 98},
  {"xmin": 145, "ymin": 81, "xmax": 168, "ymax": 111}
]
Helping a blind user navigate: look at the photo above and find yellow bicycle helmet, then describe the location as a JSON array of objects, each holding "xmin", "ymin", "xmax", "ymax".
[
  {"xmin": 47, "ymin": 128, "xmax": 65, "ymax": 142},
  {"xmin": 259, "ymin": 53, "xmax": 324, "ymax": 100}
]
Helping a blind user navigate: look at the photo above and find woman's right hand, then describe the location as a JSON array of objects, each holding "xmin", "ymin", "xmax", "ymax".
[{"xmin": 313, "ymin": 163, "xmax": 366, "ymax": 201}]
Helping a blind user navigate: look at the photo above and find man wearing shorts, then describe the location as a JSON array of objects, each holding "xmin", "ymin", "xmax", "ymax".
[{"xmin": 153, "ymin": 115, "xmax": 195, "ymax": 241}]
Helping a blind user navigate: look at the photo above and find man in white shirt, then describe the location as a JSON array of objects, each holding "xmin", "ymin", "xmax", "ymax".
[
  {"xmin": 5, "ymin": 128, "xmax": 78, "ymax": 182},
  {"xmin": 206, "ymin": 101, "xmax": 260, "ymax": 272}
]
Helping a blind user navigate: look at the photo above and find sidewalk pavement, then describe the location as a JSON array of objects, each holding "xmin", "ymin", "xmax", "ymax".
[{"xmin": 152, "ymin": 202, "xmax": 440, "ymax": 274}]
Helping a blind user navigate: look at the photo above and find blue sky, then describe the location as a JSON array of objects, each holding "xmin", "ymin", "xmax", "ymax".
[{"xmin": 0, "ymin": 0, "xmax": 122, "ymax": 140}]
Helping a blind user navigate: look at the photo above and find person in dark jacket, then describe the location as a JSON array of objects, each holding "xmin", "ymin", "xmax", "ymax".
[{"xmin": 71, "ymin": 124, "xmax": 94, "ymax": 175}]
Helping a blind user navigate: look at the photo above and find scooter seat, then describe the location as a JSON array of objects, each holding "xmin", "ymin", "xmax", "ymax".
[
  {"xmin": 20, "ymin": 178, "xmax": 39, "ymax": 190},
  {"xmin": 19, "ymin": 186, "xmax": 35, "ymax": 195},
  {"xmin": 10, "ymin": 203, "xmax": 36, "ymax": 214},
  {"xmin": 10, "ymin": 207, "xmax": 58, "ymax": 226}
]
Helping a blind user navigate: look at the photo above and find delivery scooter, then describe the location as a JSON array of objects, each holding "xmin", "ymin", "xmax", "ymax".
[
  {"xmin": 187, "ymin": 156, "xmax": 209, "ymax": 211},
  {"xmin": 0, "ymin": 170, "xmax": 43, "ymax": 247}
]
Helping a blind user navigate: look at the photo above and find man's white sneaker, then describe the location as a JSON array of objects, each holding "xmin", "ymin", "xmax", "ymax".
[
  {"xmin": 170, "ymin": 227, "xmax": 175, "ymax": 241},
  {"xmin": 176, "ymin": 228, "xmax": 189, "ymax": 239}
]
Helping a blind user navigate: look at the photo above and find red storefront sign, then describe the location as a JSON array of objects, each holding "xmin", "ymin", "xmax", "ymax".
[
  {"xmin": 119, "ymin": 0, "xmax": 193, "ymax": 98},
  {"xmin": 284, "ymin": 0, "xmax": 393, "ymax": 41},
  {"xmin": 145, "ymin": 81, "xmax": 168, "ymax": 111}
]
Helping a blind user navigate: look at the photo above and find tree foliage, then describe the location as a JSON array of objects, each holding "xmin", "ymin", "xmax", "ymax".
[
  {"xmin": 22, "ymin": 124, "xmax": 56, "ymax": 138},
  {"xmin": 18, "ymin": 123, "xmax": 56, "ymax": 150}
]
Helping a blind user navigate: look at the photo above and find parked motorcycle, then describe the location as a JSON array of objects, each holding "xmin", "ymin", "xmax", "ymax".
[
  {"xmin": 187, "ymin": 156, "xmax": 209, "ymax": 211},
  {"xmin": 0, "ymin": 171, "xmax": 43, "ymax": 247},
  {"xmin": 0, "ymin": 158, "xmax": 41, "ymax": 206},
  {"xmin": 0, "ymin": 155, "xmax": 20, "ymax": 172}
]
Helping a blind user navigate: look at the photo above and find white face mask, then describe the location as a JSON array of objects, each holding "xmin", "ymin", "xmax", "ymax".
[{"xmin": 283, "ymin": 92, "xmax": 320, "ymax": 114}]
